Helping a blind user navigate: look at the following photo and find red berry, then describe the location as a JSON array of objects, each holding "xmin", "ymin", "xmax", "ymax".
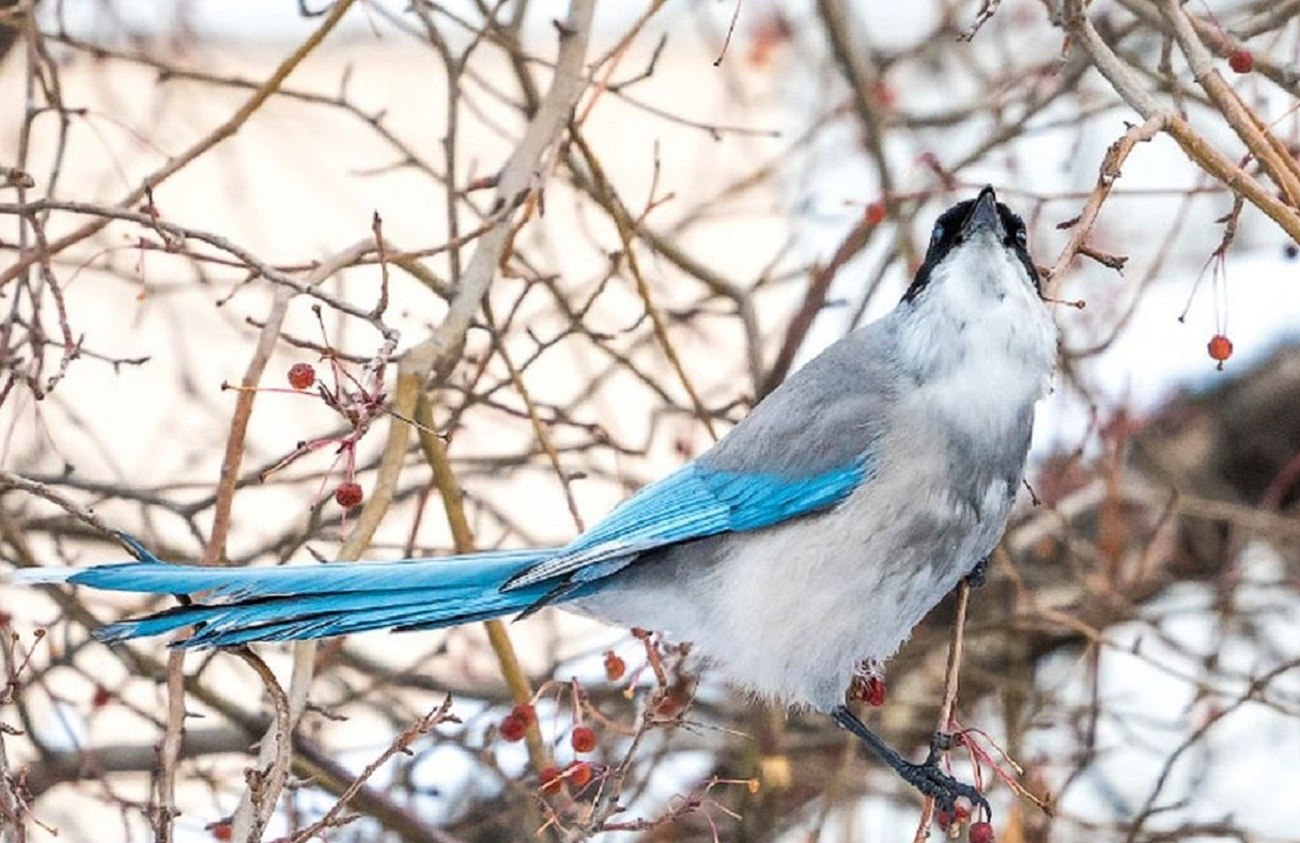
[
  {"xmin": 655, "ymin": 681, "xmax": 691, "ymax": 718},
  {"xmin": 91, "ymin": 685, "xmax": 112, "ymax": 709},
  {"xmin": 538, "ymin": 765, "xmax": 563, "ymax": 794},
  {"xmin": 969, "ymin": 821, "xmax": 995, "ymax": 843},
  {"xmin": 208, "ymin": 822, "xmax": 233, "ymax": 842},
  {"xmin": 1228, "ymin": 49, "xmax": 1254, "ymax": 74},
  {"xmin": 935, "ymin": 804, "xmax": 969, "ymax": 831},
  {"xmin": 865, "ymin": 200, "xmax": 887, "ymax": 225},
  {"xmin": 287, "ymin": 362, "xmax": 316, "ymax": 390},
  {"xmin": 849, "ymin": 673, "xmax": 887, "ymax": 706},
  {"xmin": 566, "ymin": 760, "xmax": 593, "ymax": 788},
  {"xmin": 511, "ymin": 702, "xmax": 537, "ymax": 727},
  {"xmin": 499, "ymin": 713, "xmax": 527, "ymax": 742},
  {"xmin": 603, "ymin": 651, "xmax": 626, "ymax": 681},
  {"xmin": 570, "ymin": 725, "xmax": 597, "ymax": 753},
  {"xmin": 1207, "ymin": 334, "xmax": 1233, "ymax": 363},
  {"xmin": 334, "ymin": 482, "xmax": 364, "ymax": 508}
]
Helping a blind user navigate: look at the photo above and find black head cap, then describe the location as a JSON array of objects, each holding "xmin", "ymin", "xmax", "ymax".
[{"xmin": 902, "ymin": 186, "xmax": 1040, "ymax": 303}]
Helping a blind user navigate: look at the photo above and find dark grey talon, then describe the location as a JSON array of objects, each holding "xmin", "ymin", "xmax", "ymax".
[
  {"xmin": 832, "ymin": 705, "xmax": 990, "ymax": 820},
  {"xmin": 896, "ymin": 755, "xmax": 990, "ymax": 818},
  {"xmin": 966, "ymin": 555, "xmax": 989, "ymax": 588}
]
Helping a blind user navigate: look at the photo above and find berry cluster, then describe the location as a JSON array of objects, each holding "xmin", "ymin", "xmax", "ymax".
[{"xmin": 498, "ymin": 702, "xmax": 536, "ymax": 743}]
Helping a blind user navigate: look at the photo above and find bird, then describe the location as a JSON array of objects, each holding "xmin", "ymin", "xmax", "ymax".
[{"xmin": 19, "ymin": 186, "xmax": 1056, "ymax": 816}]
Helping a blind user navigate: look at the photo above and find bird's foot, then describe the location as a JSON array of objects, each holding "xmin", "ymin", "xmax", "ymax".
[
  {"xmin": 831, "ymin": 706, "xmax": 990, "ymax": 820},
  {"xmin": 965, "ymin": 555, "xmax": 989, "ymax": 588},
  {"xmin": 896, "ymin": 734, "xmax": 990, "ymax": 818}
]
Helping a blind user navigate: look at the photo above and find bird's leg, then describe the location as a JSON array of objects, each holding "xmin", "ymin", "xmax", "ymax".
[
  {"xmin": 831, "ymin": 705, "xmax": 990, "ymax": 819},
  {"xmin": 965, "ymin": 555, "xmax": 989, "ymax": 588}
]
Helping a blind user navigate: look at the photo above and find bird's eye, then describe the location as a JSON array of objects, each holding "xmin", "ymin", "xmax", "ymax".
[
  {"xmin": 929, "ymin": 223, "xmax": 944, "ymax": 249},
  {"xmin": 1014, "ymin": 226, "xmax": 1027, "ymax": 247}
]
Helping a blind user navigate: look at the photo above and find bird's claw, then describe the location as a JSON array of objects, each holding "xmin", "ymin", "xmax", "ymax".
[
  {"xmin": 830, "ymin": 706, "xmax": 990, "ymax": 821},
  {"xmin": 965, "ymin": 555, "xmax": 989, "ymax": 588},
  {"xmin": 898, "ymin": 754, "xmax": 990, "ymax": 819}
]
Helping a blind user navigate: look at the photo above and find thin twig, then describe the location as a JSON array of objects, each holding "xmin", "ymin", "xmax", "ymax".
[{"xmin": 912, "ymin": 580, "xmax": 972, "ymax": 841}]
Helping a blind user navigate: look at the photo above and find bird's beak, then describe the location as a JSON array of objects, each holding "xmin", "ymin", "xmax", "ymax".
[{"xmin": 961, "ymin": 185, "xmax": 1005, "ymax": 240}]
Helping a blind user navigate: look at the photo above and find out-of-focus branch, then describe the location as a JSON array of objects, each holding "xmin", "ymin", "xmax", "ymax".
[
  {"xmin": 760, "ymin": 211, "xmax": 883, "ymax": 397},
  {"xmin": 0, "ymin": 0, "xmax": 359, "ymax": 288},
  {"xmin": 569, "ymin": 131, "xmax": 718, "ymax": 439},
  {"xmin": 816, "ymin": 0, "xmax": 915, "ymax": 268}
]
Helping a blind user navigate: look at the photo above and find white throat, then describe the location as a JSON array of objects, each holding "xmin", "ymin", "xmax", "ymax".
[{"xmin": 895, "ymin": 237, "xmax": 1057, "ymax": 434}]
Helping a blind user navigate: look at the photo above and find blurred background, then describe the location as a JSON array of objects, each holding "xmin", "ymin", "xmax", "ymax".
[{"xmin": 2, "ymin": 0, "xmax": 1300, "ymax": 840}]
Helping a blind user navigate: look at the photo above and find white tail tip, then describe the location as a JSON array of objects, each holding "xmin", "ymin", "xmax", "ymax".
[{"xmin": 6, "ymin": 567, "xmax": 78, "ymax": 585}]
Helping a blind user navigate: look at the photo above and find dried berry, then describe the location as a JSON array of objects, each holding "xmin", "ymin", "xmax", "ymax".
[
  {"xmin": 969, "ymin": 821, "xmax": 995, "ymax": 843},
  {"xmin": 499, "ymin": 713, "xmax": 527, "ymax": 742},
  {"xmin": 603, "ymin": 651, "xmax": 626, "ymax": 681},
  {"xmin": 655, "ymin": 680, "xmax": 692, "ymax": 718},
  {"xmin": 287, "ymin": 363, "xmax": 316, "ymax": 390},
  {"xmin": 570, "ymin": 725, "xmax": 597, "ymax": 753},
  {"xmin": 865, "ymin": 200, "xmax": 887, "ymax": 225},
  {"xmin": 863, "ymin": 676, "xmax": 886, "ymax": 706},
  {"xmin": 1228, "ymin": 49, "xmax": 1254, "ymax": 74},
  {"xmin": 334, "ymin": 482, "xmax": 364, "ymax": 508},
  {"xmin": 91, "ymin": 685, "xmax": 112, "ymax": 709}
]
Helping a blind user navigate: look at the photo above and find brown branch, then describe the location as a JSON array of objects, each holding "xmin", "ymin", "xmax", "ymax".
[
  {"xmin": 760, "ymin": 212, "xmax": 881, "ymax": 397},
  {"xmin": 1043, "ymin": 116, "xmax": 1164, "ymax": 296},
  {"xmin": 569, "ymin": 130, "xmax": 720, "ymax": 440},
  {"xmin": 286, "ymin": 697, "xmax": 456, "ymax": 843},
  {"xmin": 231, "ymin": 649, "xmax": 292, "ymax": 843},
  {"xmin": 0, "ymin": 0, "xmax": 360, "ymax": 288},
  {"xmin": 1063, "ymin": 0, "xmax": 1300, "ymax": 244},
  {"xmin": 911, "ymin": 580, "xmax": 972, "ymax": 841},
  {"xmin": 1156, "ymin": 0, "xmax": 1300, "ymax": 205}
]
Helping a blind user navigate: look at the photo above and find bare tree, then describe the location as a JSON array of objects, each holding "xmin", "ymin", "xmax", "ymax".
[{"xmin": 2, "ymin": 1, "xmax": 1299, "ymax": 841}]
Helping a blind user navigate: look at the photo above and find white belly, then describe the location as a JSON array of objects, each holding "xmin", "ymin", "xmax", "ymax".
[{"xmin": 570, "ymin": 434, "xmax": 1013, "ymax": 711}]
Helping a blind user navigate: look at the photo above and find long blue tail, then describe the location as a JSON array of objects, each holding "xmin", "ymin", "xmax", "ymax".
[{"xmin": 64, "ymin": 539, "xmax": 560, "ymax": 647}]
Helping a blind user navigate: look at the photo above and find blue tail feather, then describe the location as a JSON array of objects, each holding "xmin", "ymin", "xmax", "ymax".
[
  {"xmin": 70, "ymin": 548, "xmax": 550, "ymax": 598},
  {"xmin": 78, "ymin": 548, "xmax": 559, "ymax": 648}
]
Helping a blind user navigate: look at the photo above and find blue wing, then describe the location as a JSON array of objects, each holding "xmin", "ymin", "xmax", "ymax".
[{"xmin": 504, "ymin": 456, "xmax": 872, "ymax": 589}]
